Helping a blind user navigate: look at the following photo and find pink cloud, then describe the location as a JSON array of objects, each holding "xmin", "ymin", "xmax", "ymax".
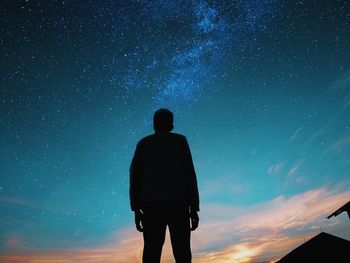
[
  {"xmin": 194, "ymin": 185, "xmax": 350, "ymax": 261},
  {"xmin": 0, "ymin": 229, "xmax": 143, "ymax": 263},
  {"xmin": 0, "ymin": 186, "xmax": 349, "ymax": 263},
  {"xmin": 4, "ymin": 235, "xmax": 31, "ymax": 252}
]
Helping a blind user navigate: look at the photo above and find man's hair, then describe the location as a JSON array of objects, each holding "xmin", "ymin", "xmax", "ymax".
[{"xmin": 153, "ymin": 108, "xmax": 174, "ymax": 132}]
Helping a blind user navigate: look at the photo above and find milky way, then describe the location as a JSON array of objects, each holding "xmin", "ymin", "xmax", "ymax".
[
  {"xmin": 87, "ymin": 0, "xmax": 282, "ymax": 113},
  {"xmin": 125, "ymin": 1, "xmax": 281, "ymax": 110}
]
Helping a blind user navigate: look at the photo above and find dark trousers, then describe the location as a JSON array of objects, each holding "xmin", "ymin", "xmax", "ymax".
[{"xmin": 141, "ymin": 201, "xmax": 191, "ymax": 263}]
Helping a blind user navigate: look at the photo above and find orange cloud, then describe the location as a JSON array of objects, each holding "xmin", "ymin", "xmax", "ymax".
[
  {"xmin": 191, "ymin": 185, "xmax": 350, "ymax": 262},
  {"xmin": 1, "ymin": 186, "xmax": 349, "ymax": 263},
  {"xmin": 192, "ymin": 232, "xmax": 316, "ymax": 263},
  {"xmin": 0, "ymin": 230, "xmax": 143, "ymax": 263}
]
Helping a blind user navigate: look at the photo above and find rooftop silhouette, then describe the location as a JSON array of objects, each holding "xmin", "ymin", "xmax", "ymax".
[
  {"xmin": 277, "ymin": 232, "xmax": 350, "ymax": 262},
  {"xmin": 327, "ymin": 201, "xmax": 350, "ymax": 220}
]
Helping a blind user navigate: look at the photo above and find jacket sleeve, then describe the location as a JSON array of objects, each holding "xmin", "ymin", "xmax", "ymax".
[
  {"xmin": 129, "ymin": 142, "xmax": 141, "ymax": 211},
  {"xmin": 183, "ymin": 137, "xmax": 200, "ymax": 212}
]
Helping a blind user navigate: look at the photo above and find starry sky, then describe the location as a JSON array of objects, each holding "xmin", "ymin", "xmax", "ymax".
[{"xmin": 1, "ymin": 0, "xmax": 350, "ymax": 262}]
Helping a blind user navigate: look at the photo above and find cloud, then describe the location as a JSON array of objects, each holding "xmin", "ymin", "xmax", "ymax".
[
  {"xmin": 329, "ymin": 68, "xmax": 350, "ymax": 91},
  {"xmin": 327, "ymin": 134, "xmax": 350, "ymax": 153},
  {"xmin": 200, "ymin": 176, "xmax": 249, "ymax": 198},
  {"xmin": 0, "ymin": 229, "xmax": 144, "ymax": 263},
  {"xmin": 1, "ymin": 186, "xmax": 349, "ymax": 263},
  {"xmin": 268, "ymin": 161, "xmax": 286, "ymax": 175},
  {"xmin": 306, "ymin": 69, "xmax": 350, "ymax": 146},
  {"xmin": 192, "ymin": 233, "xmax": 315, "ymax": 263},
  {"xmin": 194, "ymin": 186, "xmax": 350, "ymax": 261},
  {"xmin": 3, "ymin": 235, "xmax": 31, "ymax": 252},
  {"xmin": 289, "ymin": 126, "xmax": 302, "ymax": 143},
  {"xmin": 287, "ymin": 160, "xmax": 304, "ymax": 177},
  {"xmin": 0, "ymin": 196, "xmax": 41, "ymax": 209}
]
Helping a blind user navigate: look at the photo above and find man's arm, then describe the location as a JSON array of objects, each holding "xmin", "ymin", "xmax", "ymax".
[
  {"xmin": 130, "ymin": 142, "xmax": 144, "ymax": 232},
  {"xmin": 182, "ymin": 137, "xmax": 200, "ymax": 212},
  {"xmin": 129, "ymin": 142, "xmax": 141, "ymax": 212}
]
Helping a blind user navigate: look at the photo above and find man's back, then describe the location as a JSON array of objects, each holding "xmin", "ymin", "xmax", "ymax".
[{"xmin": 130, "ymin": 132, "xmax": 199, "ymax": 211}]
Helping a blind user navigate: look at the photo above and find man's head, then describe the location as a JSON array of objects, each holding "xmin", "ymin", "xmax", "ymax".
[{"xmin": 153, "ymin": 108, "xmax": 174, "ymax": 133}]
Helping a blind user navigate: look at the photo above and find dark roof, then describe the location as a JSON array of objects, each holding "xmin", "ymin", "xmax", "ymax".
[
  {"xmin": 277, "ymin": 232, "xmax": 350, "ymax": 262},
  {"xmin": 327, "ymin": 201, "xmax": 350, "ymax": 219}
]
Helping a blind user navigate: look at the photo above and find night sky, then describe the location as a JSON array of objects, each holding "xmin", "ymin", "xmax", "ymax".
[{"xmin": 1, "ymin": 0, "xmax": 350, "ymax": 262}]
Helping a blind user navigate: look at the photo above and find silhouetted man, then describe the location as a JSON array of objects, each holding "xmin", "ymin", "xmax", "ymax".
[{"xmin": 130, "ymin": 108, "xmax": 200, "ymax": 263}]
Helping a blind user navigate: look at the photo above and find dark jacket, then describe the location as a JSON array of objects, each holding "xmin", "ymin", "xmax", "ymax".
[{"xmin": 129, "ymin": 132, "xmax": 199, "ymax": 212}]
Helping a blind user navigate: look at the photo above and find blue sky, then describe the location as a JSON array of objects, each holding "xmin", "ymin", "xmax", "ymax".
[{"xmin": 1, "ymin": 0, "xmax": 350, "ymax": 262}]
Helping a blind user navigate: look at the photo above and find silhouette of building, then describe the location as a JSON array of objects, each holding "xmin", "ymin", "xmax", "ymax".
[
  {"xmin": 277, "ymin": 232, "xmax": 350, "ymax": 262},
  {"xmin": 327, "ymin": 201, "xmax": 350, "ymax": 220}
]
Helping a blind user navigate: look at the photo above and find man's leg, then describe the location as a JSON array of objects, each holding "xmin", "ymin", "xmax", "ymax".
[
  {"xmin": 168, "ymin": 204, "xmax": 192, "ymax": 263},
  {"xmin": 142, "ymin": 204, "xmax": 167, "ymax": 263}
]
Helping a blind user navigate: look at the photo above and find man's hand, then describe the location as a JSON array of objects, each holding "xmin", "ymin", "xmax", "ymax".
[
  {"xmin": 190, "ymin": 211, "xmax": 199, "ymax": 231},
  {"xmin": 134, "ymin": 210, "xmax": 143, "ymax": 232}
]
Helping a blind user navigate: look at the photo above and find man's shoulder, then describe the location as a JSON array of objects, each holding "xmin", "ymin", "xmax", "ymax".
[
  {"xmin": 138, "ymin": 134, "xmax": 155, "ymax": 145},
  {"xmin": 170, "ymin": 132, "xmax": 187, "ymax": 141},
  {"xmin": 138, "ymin": 133, "xmax": 186, "ymax": 144}
]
